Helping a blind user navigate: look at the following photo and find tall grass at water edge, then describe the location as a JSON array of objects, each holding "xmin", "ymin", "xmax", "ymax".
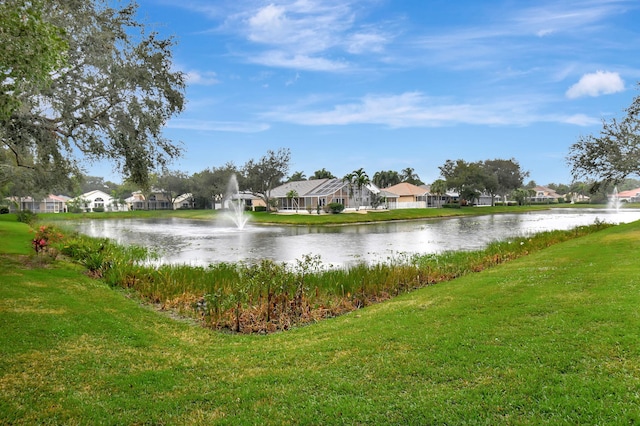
[{"xmin": 44, "ymin": 220, "xmax": 613, "ymax": 333}]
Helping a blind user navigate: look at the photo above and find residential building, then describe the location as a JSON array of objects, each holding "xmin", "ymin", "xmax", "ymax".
[
  {"xmin": 70, "ymin": 190, "xmax": 128, "ymax": 212},
  {"xmin": 384, "ymin": 182, "xmax": 430, "ymax": 208},
  {"xmin": 6, "ymin": 194, "xmax": 68, "ymax": 213},
  {"xmin": 613, "ymin": 187, "xmax": 640, "ymax": 203},
  {"xmin": 270, "ymin": 178, "xmax": 385, "ymax": 211},
  {"xmin": 531, "ymin": 186, "xmax": 563, "ymax": 203}
]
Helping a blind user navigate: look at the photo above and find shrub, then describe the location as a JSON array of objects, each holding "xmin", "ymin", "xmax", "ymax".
[
  {"xmin": 327, "ymin": 203, "xmax": 344, "ymax": 214},
  {"xmin": 254, "ymin": 206, "xmax": 267, "ymax": 212},
  {"xmin": 442, "ymin": 202, "xmax": 460, "ymax": 209},
  {"xmin": 0, "ymin": 206, "xmax": 9, "ymax": 214},
  {"xmin": 16, "ymin": 210, "xmax": 37, "ymax": 224},
  {"xmin": 93, "ymin": 207, "xmax": 105, "ymax": 213}
]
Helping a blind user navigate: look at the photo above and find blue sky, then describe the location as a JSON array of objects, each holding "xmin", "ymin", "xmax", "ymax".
[{"xmin": 106, "ymin": 0, "xmax": 640, "ymax": 185}]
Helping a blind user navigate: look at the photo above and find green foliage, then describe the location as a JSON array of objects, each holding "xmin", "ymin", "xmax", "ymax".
[
  {"xmin": 568, "ymin": 84, "xmax": 640, "ymax": 188},
  {"xmin": 16, "ymin": 209, "xmax": 37, "ymax": 224},
  {"xmin": 327, "ymin": 202, "xmax": 345, "ymax": 214},
  {"xmin": 373, "ymin": 170, "xmax": 401, "ymax": 188},
  {"xmin": 0, "ymin": 0, "xmax": 67, "ymax": 120},
  {"xmin": 243, "ymin": 148, "xmax": 291, "ymax": 210},
  {"xmin": 0, "ymin": 206, "xmax": 9, "ymax": 214},
  {"xmin": 310, "ymin": 168, "xmax": 335, "ymax": 179},
  {"xmin": 1, "ymin": 0, "xmax": 186, "ymax": 191}
]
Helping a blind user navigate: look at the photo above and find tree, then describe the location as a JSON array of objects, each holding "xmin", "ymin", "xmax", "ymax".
[
  {"xmin": 430, "ymin": 179, "xmax": 448, "ymax": 207},
  {"xmin": 568, "ymin": 89, "xmax": 640, "ymax": 192},
  {"xmin": 286, "ymin": 190, "xmax": 299, "ymax": 211},
  {"xmin": 156, "ymin": 170, "xmax": 190, "ymax": 208},
  {"xmin": 311, "ymin": 168, "xmax": 335, "ymax": 179},
  {"xmin": 512, "ymin": 188, "xmax": 531, "ymax": 206},
  {"xmin": 287, "ymin": 171, "xmax": 306, "ymax": 182},
  {"xmin": 243, "ymin": 148, "xmax": 291, "ymax": 211},
  {"xmin": 372, "ymin": 170, "xmax": 400, "ymax": 188},
  {"xmin": 0, "ymin": 0, "xmax": 67, "ymax": 120},
  {"xmin": 439, "ymin": 159, "xmax": 487, "ymax": 205},
  {"xmin": 400, "ymin": 167, "xmax": 424, "ymax": 186},
  {"xmin": 343, "ymin": 167, "xmax": 370, "ymax": 210},
  {"xmin": 191, "ymin": 163, "xmax": 238, "ymax": 209},
  {"xmin": 1, "ymin": 0, "xmax": 185, "ymax": 193},
  {"xmin": 483, "ymin": 158, "xmax": 528, "ymax": 205}
]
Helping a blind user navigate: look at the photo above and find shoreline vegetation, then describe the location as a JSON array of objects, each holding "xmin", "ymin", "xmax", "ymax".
[
  {"xmin": 9, "ymin": 206, "xmax": 618, "ymax": 333},
  {"xmin": 2, "ymin": 210, "xmax": 640, "ymax": 423}
]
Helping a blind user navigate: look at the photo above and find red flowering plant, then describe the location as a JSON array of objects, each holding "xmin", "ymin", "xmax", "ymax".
[{"xmin": 31, "ymin": 225, "xmax": 64, "ymax": 255}]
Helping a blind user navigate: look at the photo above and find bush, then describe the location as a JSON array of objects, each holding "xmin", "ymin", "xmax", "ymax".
[
  {"xmin": 327, "ymin": 202, "xmax": 344, "ymax": 214},
  {"xmin": 442, "ymin": 202, "xmax": 460, "ymax": 209},
  {"xmin": 93, "ymin": 207, "xmax": 105, "ymax": 212},
  {"xmin": 0, "ymin": 206, "xmax": 9, "ymax": 214},
  {"xmin": 16, "ymin": 210, "xmax": 37, "ymax": 224},
  {"xmin": 254, "ymin": 206, "xmax": 267, "ymax": 212}
]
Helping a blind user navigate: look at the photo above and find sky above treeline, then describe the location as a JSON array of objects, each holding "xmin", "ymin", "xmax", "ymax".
[{"xmin": 97, "ymin": 0, "xmax": 640, "ymax": 185}]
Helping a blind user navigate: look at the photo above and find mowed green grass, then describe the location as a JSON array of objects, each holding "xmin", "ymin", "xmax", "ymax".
[{"xmin": 1, "ymin": 217, "xmax": 639, "ymax": 424}]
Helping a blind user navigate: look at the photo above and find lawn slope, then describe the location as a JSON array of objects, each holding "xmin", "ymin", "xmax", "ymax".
[{"xmin": 1, "ymin": 218, "xmax": 639, "ymax": 424}]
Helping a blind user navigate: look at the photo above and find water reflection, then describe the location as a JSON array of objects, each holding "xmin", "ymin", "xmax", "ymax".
[{"xmin": 66, "ymin": 209, "xmax": 640, "ymax": 267}]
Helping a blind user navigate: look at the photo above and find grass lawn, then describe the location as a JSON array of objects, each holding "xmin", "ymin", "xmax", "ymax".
[{"xmin": 1, "ymin": 215, "xmax": 639, "ymax": 424}]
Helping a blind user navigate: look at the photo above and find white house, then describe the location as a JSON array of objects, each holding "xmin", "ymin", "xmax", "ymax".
[{"xmin": 71, "ymin": 190, "xmax": 129, "ymax": 212}]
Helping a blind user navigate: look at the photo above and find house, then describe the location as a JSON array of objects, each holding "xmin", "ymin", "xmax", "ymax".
[
  {"xmin": 6, "ymin": 194, "xmax": 68, "ymax": 213},
  {"xmin": 270, "ymin": 178, "xmax": 383, "ymax": 211},
  {"xmin": 126, "ymin": 190, "xmax": 172, "ymax": 210},
  {"xmin": 384, "ymin": 182, "xmax": 430, "ymax": 208},
  {"xmin": 70, "ymin": 190, "xmax": 129, "ymax": 212},
  {"xmin": 173, "ymin": 193, "xmax": 196, "ymax": 210},
  {"xmin": 126, "ymin": 190, "xmax": 198, "ymax": 210},
  {"xmin": 613, "ymin": 187, "xmax": 640, "ymax": 203},
  {"xmin": 530, "ymin": 186, "xmax": 563, "ymax": 203}
]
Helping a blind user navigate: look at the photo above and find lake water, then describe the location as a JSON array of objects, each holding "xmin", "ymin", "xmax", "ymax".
[{"xmin": 67, "ymin": 208, "xmax": 640, "ymax": 267}]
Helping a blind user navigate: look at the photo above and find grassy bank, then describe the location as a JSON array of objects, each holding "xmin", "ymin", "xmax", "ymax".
[
  {"xmin": 19, "ymin": 214, "xmax": 614, "ymax": 333},
  {"xmin": 1, "ymin": 215, "xmax": 640, "ymax": 423},
  {"xmin": 37, "ymin": 204, "xmax": 565, "ymax": 226}
]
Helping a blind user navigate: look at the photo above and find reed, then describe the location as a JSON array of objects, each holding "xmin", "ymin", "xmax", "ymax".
[{"xmin": 48, "ymin": 219, "xmax": 613, "ymax": 333}]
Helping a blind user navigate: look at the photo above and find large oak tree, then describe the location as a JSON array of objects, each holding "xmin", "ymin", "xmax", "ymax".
[
  {"xmin": 568, "ymin": 86, "xmax": 640, "ymax": 191},
  {"xmin": 1, "ymin": 0, "xmax": 185, "ymax": 191}
]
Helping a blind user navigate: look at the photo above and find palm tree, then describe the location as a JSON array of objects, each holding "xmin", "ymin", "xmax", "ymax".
[
  {"xmin": 286, "ymin": 189, "xmax": 299, "ymax": 211},
  {"xmin": 342, "ymin": 172, "xmax": 356, "ymax": 208},
  {"xmin": 400, "ymin": 167, "xmax": 424, "ymax": 185},
  {"xmin": 349, "ymin": 168, "xmax": 370, "ymax": 210},
  {"xmin": 430, "ymin": 179, "xmax": 448, "ymax": 208}
]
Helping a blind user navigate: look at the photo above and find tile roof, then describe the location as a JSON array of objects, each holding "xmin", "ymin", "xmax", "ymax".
[{"xmin": 384, "ymin": 182, "xmax": 429, "ymax": 196}]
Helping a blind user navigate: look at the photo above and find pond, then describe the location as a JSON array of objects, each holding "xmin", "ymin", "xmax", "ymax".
[{"xmin": 66, "ymin": 208, "xmax": 640, "ymax": 267}]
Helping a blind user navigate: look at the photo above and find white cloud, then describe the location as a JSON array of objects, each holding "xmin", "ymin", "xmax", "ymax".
[
  {"xmin": 262, "ymin": 92, "xmax": 550, "ymax": 127},
  {"xmin": 565, "ymin": 70, "xmax": 625, "ymax": 99},
  {"xmin": 216, "ymin": 0, "xmax": 393, "ymax": 71},
  {"xmin": 185, "ymin": 71, "xmax": 219, "ymax": 86},
  {"xmin": 168, "ymin": 119, "xmax": 269, "ymax": 133},
  {"xmin": 560, "ymin": 113, "xmax": 600, "ymax": 126},
  {"xmin": 250, "ymin": 51, "xmax": 349, "ymax": 72}
]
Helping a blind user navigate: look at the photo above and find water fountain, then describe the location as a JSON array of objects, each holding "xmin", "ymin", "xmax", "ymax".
[
  {"xmin": 608, "ymin": 186, "xmax": 621, "ymax": 212},
  {"xmin": 224, "ymin": 174, "xmax": 249, "ymax": 230}
]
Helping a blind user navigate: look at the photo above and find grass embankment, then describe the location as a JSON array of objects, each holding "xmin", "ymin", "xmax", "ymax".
[
  {"xmin": 1, "ymin": 214, "xmax": 640, "ymax": 423},
  {"xmin": 39, "ymin": 204, "xmax": 560, "ymax": 225}
]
